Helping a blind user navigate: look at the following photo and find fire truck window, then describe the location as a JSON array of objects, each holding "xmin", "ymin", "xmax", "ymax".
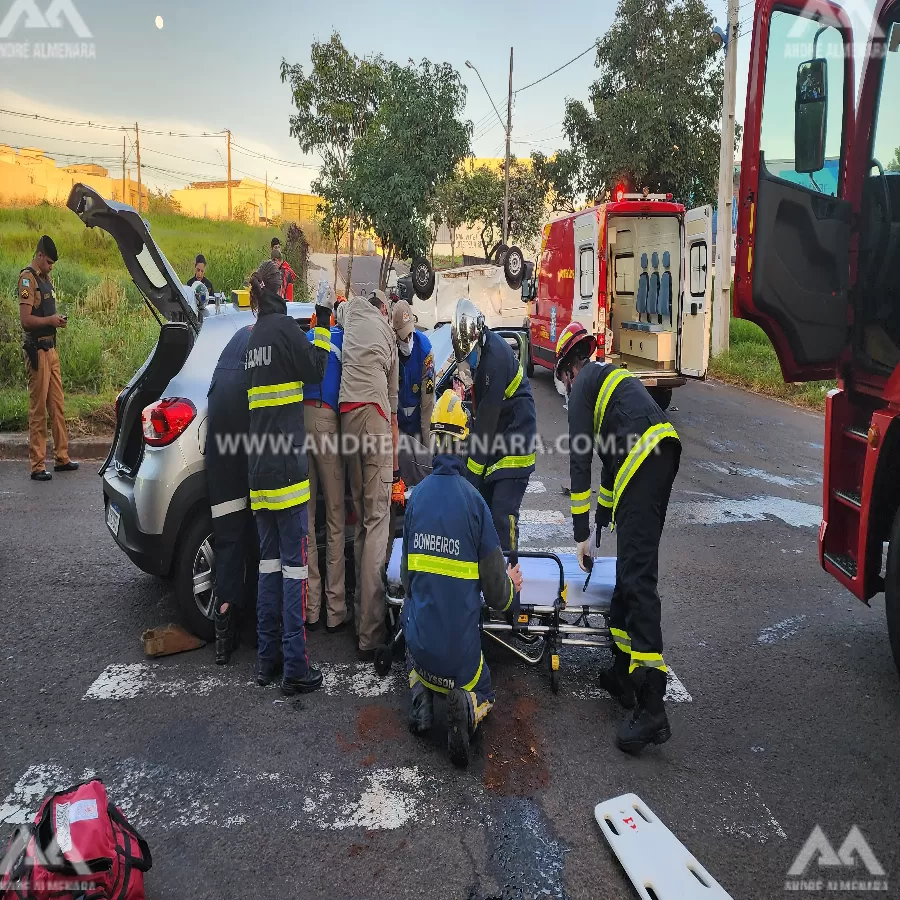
[
  {"xmin": 759, "ymin": 11, "xmax": 846, "ymax": 196},
  {"xmin": 579, "ymin": 247, "xmax": 595, "ymax": 298},
  {"xmin": 690, "ymin": 242, "xmax": 708, "ymax": 297},
  {"xmin": 871, "ymin": 21, "xmax": 900, "ymax": 175},
  {"xmin": 615, "ymin": 254, "xmax": 634, "ymax": 296}
]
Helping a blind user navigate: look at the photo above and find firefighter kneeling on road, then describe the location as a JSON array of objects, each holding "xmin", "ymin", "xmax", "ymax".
[
  {"xmin": 400, "ymin": 390, "xmax": 524, "ymax": 768},
  {"xmin": 556, "ymin": 322, "xmax": 681, "ymax": 754}
]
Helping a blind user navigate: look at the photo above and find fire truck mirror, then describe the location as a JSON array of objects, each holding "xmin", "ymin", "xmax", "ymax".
[{"xmin": 795, "ymin": 57, "xmax": 827, "ymax": 175}]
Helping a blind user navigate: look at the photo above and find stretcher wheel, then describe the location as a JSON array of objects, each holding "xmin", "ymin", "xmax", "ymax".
[
  {"xmin": 550, "ymin": 668, "xmax": 560, "ymax": 694},
  {"xmin": 374, "ymin": 645, "xmax": 393, "ymax": 677}
]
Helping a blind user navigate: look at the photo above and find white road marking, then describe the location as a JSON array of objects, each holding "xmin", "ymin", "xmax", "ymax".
[
  {"xmin": 0, "ymin": 761, "xmax": 439, "ymax": 833},
  {"xmin": 518, "ymin": 509, "xmax": 569, "ymax": 544},
  {"xmin": 669, "ymin": 495, "xmax": 820, "ymax": 529},
  {"xmin": 83, "ymin": 662, "xmax": 399, "ymax": 701},
  {"xmin": 571, "ymin": 667, "xmax": 692, "ymax": 703},
  {"xmin": 717, "ymin": 782, "xmax": 787, "ymax": 843},
  {"xmin": 519, "ymin": 509, "xmax": 566, "ymax": 525},
  {"xmin": 698, "ymin": 461, "xmax": 820, "ymax": 488},
  {"xmin": 525, "ymin": 480, "xmax": 547, "ymax": 494},
  {"xmin": 757, "ymin": 615, "xmax": 807, "ymax": 645}
]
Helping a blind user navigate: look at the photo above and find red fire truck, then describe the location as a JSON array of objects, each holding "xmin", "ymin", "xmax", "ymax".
[
  {"xmin": 738, "ymin": 0, "xmax": 900, "ymax": 673},
  {"xmin": 526, "ymin": 193, "xmax": 713, "ymax": 409}
]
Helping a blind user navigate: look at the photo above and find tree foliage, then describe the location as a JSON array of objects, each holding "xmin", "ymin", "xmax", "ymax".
[
  {"xmin": 346, "ymin": 59, "xmax": 471, "ymax": 287},
  {"xmin": 530, "ymin": 149, "xmax": 587, "ymax": 214},
  {"xmin": 431, "ymin": 173, "xmax": 469, "ymax": 262},
  {"xmin": 562, "ymin": 0, "xmax": 724, "ymax": 205}
]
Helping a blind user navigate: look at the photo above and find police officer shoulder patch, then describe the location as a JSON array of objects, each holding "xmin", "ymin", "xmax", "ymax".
[
  {"xmin": 21, "ymin": 277, "xmax": 30, "ymax": 288},
  {"xmin": 424, "ymin": 377, "xmax": 435, "ymax": 395}
]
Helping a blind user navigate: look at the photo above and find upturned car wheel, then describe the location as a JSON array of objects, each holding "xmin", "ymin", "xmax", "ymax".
[
  {"xmin": 411, "ymin": 257, "xmax": 435, "ymax": 300},
  {"xmin": 504, "ymin": 246, "xmax": 525, "ymax": 289},
  {"xmin": 176, "ymin": 514, "xmax": 217, "ymax": 641}
]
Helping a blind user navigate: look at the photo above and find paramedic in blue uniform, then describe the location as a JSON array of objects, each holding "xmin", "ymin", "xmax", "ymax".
[
  {"xmin": 206, "ymin": 321, "xmax": 255, "ymax": 665},
  {"xmin": 246, "ymin": 260, "xmax": 334, "ymax": 695},
  {"xmin": 451, "ymin": 298, "xmax": 536, "ymax": 553},
  {"xmin": 391, "ymin": 299, "xmax": 435, "ymax": 447},
  {"xmin": 304, "ymin": 299, "xmax": 347, "ymax": 633},
  {"xmin": 400, "ymin": 389, "xmax": 523, "ymax": 767},
  {"xmin": 555, "ymin": 321, "xmax": 681, "ymax": 755}
]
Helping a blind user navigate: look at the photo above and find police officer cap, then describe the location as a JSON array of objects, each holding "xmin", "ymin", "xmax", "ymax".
[{"xmin": 37, "ymin": 235, "xmax": 58, "ymax": 262}]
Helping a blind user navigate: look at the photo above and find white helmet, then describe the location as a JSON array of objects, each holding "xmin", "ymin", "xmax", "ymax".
[{"xmin": 451, "ymin": 298, "xmax": 485, "ymax": 363}]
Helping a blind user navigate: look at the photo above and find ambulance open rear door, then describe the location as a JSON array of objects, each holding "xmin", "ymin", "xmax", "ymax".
[{"xmin": 679, "ymin": 205, "xmax": 713, "ymax": 378}]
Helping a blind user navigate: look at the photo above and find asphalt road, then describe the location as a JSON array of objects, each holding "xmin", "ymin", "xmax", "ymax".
[
  {"xmin": 337, "ymin": 255, "xmax": 409, "ymax": 297},
  {"xmin": 1, "ymin": 374, "xmax": 898, "ymax": 899}
]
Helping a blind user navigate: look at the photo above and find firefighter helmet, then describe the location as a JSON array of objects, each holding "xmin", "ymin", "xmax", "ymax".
[
  {"xmin": 431, "ymin": 389, "xmax": 470, "ymax": 440},
  {"xmin": 451, "ymin": 298, "xmax": 485, "ymax": 363},
  {"xmin": 554, "ymin": 321, "xmax": 597, "ymax": 379}
]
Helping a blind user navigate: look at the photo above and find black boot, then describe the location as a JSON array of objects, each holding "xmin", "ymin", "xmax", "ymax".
[
  {"xmin": 408, "ymin": 683, "xmax": 434, "ymax": 736},
  {"xmin": 616, "ymin": 669, "xmax": 671, "ymax": 754},
  {"xmin": 597, "ymin": 645, "xmax": 636, "ymax": 709},
  {"xmin": 281, "ymin": 666, "xmax": 324, "ymax": 696},
  {"xmin": 214, "ymin": 604, "xmax": 236, "ymax": 666},
  {"xmin": 446, "ymin": 688, "xmax": 475, "ymax": 768}
]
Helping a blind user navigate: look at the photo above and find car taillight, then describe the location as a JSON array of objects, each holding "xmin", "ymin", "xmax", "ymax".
[{"xmin": 142, "ymin": 398, "xmax": 196, "ymax": 447}]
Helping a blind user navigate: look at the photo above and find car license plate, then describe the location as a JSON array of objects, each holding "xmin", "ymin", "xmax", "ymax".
[
  {"xmin": 106, "ymin": 502, "xmax": 121, "ymax": 536},
  {"xmin": 642, "ymin": 378, "xmax": 658, "ymax": 387}
]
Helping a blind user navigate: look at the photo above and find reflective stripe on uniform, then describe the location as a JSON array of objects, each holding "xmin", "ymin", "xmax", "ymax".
[
  {"xmin": 570, "ymin": 488, "xmax": 591, "ymax": 516},
  {"xmin": 210, "ymin": 496, "xmax": 248, "ymax": 519},
  {"xmin": 484, "ymin": 452, "xmax": 536, "ymax": 478},
  {"xmin": 314, "ymin": 327, "xmax": 331, "ymax": 352},
  {"xmin": 593, "ymin": 368, "xmax": 631, "ymax": 434},
  {"xmin": 612, "ymin": 423, "xmax": 679, "ymax": 516},
  {"xmin": 467, "ymin": 458, "xmax": 486, "ymax": 476},
  {"xmin": 501, "ymin": 576, "xmax": 514, "ymax": 612},
  {"xmin": 504, "ymin": 364, "xmax": 524, "ymax": 399},
  {"xmin": 331, "ymin": 345, "xmax": 342, "ymax": 363},
  {"xmin": 610, "ymin": 627, "xmax": 631, "ymax": 655},
  {"xmin": 282, "ymin": 564, "xmax": 309, "ymax": 580},
  {"xmin": 259, "ymin": 558, "xmax": 282, "ymax": 574},
  {"xmin": 412, "ymin": 653, "xmax": 485, "ymax": 695},
  {"xmin": 248, "ymin": 381, "xmax": 304, "ymax": 410},
  {"xmin": 629, "ymin": 650, "xmax": 668, "ymax": 674},
  {"xmin": 250, "ymin": 479, "xmax": 311, "ymax": 511},
  {"xmin": 407, "ymin": 553, "xmax": 479, "ymax": 580},
  {"xmin": 597, "ymin": 485, "xmax": 614, "ymax": 509}
]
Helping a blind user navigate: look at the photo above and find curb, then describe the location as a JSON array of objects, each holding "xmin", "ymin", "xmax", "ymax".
[{"xmin": 0, "ymin": 432, "xmax": 113, "ymax": 462}]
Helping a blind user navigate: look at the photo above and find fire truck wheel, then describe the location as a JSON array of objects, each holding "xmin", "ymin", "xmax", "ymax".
[
  {"xmin": 504, "ymin": 247, "xmax": 525, "ymax": 289},
  {"xmin": 885, "ymin": 507, "xmax": 900, "ymax": 679},
  {"xmin": 648, "ymin": 387, "xmax": 672, "ymax": 411},
  {"xmin": 411, "ymin": 257, "xmax": 435, "ymax": 300}
]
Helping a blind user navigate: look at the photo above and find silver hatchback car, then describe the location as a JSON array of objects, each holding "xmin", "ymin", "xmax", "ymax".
[{"xmin": 68, "ymin": 184, "xmax": 460, "ymax": 640}]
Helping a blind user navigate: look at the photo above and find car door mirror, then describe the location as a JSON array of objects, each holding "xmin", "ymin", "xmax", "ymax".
[{"xmin": 795, "ymin": 57, "xmax": 827, "ymax": 174}]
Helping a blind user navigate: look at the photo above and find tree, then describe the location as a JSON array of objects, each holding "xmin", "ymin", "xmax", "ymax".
[
  {"xmin": 460, "ymin": 165, "xmax": 504, "ymax": 260},
  {"xmin": 431, "ymin": 173, "xmax": 468, "ymax": 263},
  {"xmin": 506, "ymin": 160, "xmax": 547, "ymax": 251},
  {"xmin": 346, "ymin": 58, "xmax": 471, "ymax": 289},
  {"xmin": 888, "ymin": 146, "xmax": 900, "ymax": 172},
  {"xmin": 563, "ymin": 0, "xmax": 724, "ymax": 205},
  {"xmin": 317, "ymin": 190, "xmax": 349, "ymax": 292},
  {"xmin": 280, "ymin": 34, "xmax": 386, "ymax": 296},
  {"xmin": 148, "ymin": 189, "xmax": 181, "ymax": 216},
  {"xmin": 531, "ymin": 149, "xmax": 587, "ymax": 214}
]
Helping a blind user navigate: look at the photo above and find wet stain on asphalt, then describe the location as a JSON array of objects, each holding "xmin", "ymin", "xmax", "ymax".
[
  {"xmin": 483, "ymin": 696, "xmax": 549, "ymax": 796},
  {"xmin": 356, "ymin": 702, "xmax": 403, "ymax": 743}
]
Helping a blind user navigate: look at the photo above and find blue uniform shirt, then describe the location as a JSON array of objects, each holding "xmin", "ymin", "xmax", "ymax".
[
  {"xmin": 305, "ymin": 325, "xmax": 343, "ymax": 410},
  {"xmin": 398, "ymin": 331, "xmax": 434, "ymax": 438}
]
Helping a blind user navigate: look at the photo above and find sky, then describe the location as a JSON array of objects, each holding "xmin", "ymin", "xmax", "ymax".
[{"xmin": 0, "ymin": 0, "xmax": 878, "ymax": 196}]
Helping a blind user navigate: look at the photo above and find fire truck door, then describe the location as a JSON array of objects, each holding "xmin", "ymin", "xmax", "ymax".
[
  {"xmin": 573, "ymin": 211, "xmax": 600, "ymax": 335},
  {"xmin": 679, "ymin": 205, "xmax": 713, "ymax": 378}
]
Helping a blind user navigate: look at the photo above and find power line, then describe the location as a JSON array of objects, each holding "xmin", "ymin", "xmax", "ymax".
[
  {"xmin": 514, "ymin": 43, "xmax": 596, "ymax": 94},
  {"xmin": 0, "ymin": 107, "xmax": 225, "ymax": 138},
  {"xmin": 0, "ymin": 127, "xmax": 123, "ymax": 148},
  {"xmin": 230, "ymin": 141, "xmax": 319, "ymax": 169}
]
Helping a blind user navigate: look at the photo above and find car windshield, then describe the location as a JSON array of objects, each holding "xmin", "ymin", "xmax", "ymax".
[{"xmin": 425, "ymin": 324, "xmax": 455, "ymax": 390}]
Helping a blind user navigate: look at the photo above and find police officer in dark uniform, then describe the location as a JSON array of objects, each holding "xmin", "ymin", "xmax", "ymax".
[
  {"xmin": 207, "ymin": 322, "xmax": 255, "ymax": 665},
  {"xmin": 246, "ymin": 259, "xmax": 333, "ymax": 696},
  {"xmin": 555, "ymin": 322, "xmax": 681, "ymax": 754},
  {"xmin": 451, "ymin": 299, "xmax": 536, "ymax": 553},
  {"xmin": 401, "ymin": 390, "xmax": 523, "ymax": 768},
  {"xmin": 18, "ymin": 235, "xmax": 78, "ymax": 481}
]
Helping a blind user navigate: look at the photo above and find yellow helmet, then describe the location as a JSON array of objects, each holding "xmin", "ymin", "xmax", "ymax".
[{"xmin": 430, "ymin": 389, "xmax": 470, "ymax": 440}]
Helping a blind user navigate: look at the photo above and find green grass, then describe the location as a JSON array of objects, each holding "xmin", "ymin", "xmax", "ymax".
[
  {"xmin": 1, "ymin": 201, "xmax": 310, "ymax": 431},
  {"xmin": 709, "ymin": 318, "xmax": 835, "ymax": 410}
]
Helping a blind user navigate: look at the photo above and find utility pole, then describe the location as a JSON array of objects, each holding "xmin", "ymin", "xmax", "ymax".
[
  {"xmin": 265, "ymin": 171, "xmax": 268, "ymax": 224},
  {"xmin": 713, "ymin": 0, "xmax": 740, "ymax": 356},
  {"xmin": 503, "ymin": 47, "xmax": 513, "ymax": 246},
  {"xmin": 134, "ymin": 122, "xmax": 142, "ymax": 215},
  {"xmin": 226, "ymin": 130, "xmax": 232, "ymax": 220},
  {"xmin": 121, "ymin": 135, "xmax": 126, "ymax": 204}
]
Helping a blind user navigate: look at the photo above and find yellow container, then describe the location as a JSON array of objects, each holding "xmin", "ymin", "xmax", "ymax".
[{"xmin": 232, "ymin": 289, "xmax": 250, "ymax": 309}]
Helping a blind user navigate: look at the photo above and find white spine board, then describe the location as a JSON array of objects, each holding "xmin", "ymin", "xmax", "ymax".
[{"xmin": 594, "ymin": 793, "xmax": 734, "ymax": 900}]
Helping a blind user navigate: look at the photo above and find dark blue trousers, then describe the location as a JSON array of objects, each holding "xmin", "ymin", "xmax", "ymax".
[
  {"xmin": 480, "ymin": 476, "xmax": 529, "ymax": 552},
  {"xmin": 255, "ymin": 505, "xmax": 310, "ymax": 679}
]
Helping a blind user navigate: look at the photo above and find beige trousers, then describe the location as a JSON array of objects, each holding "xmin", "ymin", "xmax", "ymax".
[{"xmin": 28, "ymin": 347, "xmax": 69, "ymax": 474}]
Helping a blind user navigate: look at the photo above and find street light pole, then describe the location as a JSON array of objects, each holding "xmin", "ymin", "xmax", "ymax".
[{"xmin": 503, "ymin": 48, "xmax": 513, "ymax": 246}]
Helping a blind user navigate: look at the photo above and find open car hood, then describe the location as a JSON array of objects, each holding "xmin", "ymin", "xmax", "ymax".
[{"xmin": 67, "ymin": 184, "xmax": 199, "ymax": 330}]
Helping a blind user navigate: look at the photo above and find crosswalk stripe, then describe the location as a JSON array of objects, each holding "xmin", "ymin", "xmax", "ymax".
[{"xmin": 525, "ymin": 480, "xmax": 547, "ymax": 494}]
